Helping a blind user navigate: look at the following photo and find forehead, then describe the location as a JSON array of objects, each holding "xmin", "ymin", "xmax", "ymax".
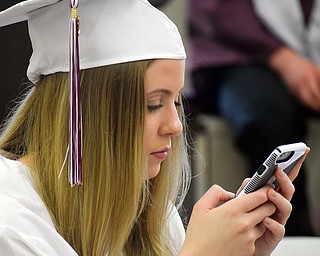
[{"xmin": 144, "ymin": 59, "xmax": 185, "ymax": 92}]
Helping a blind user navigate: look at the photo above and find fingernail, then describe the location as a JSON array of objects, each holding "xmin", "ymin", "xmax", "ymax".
[
  {"xmin": 264, "ymin": 217, "xmax": 272, "ymax": 225},
  {"xmin": 229, "ymin": 192, "xmax": 236, "ymax": 198}
]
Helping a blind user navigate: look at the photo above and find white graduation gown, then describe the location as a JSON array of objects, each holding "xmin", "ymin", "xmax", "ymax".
[{"xmin": 0, "ymin": 155, "xmax": 185, "ymax": 255}]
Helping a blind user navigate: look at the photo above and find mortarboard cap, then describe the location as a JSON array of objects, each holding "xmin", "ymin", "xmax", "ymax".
[{"xmin": 0, "ymin": 0, "xmax": 186, "ymax": 84}]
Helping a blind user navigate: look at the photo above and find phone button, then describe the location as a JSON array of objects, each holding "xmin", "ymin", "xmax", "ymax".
[{"xmin": 257, "ymin": 165, "xmax": 266, "ymax": 175}]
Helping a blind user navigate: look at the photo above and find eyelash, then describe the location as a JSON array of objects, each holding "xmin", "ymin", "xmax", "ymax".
[
  {"xmin": 147, "ymin": 101, "xmax": 181, "ymax": 112},
  {"xmin": 147, "ymin": 104, "xmax": 163, "ymax": 112}
]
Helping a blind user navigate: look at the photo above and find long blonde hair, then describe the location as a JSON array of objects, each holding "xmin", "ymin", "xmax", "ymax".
[{"xmin": 0, "ymin": 60, "xmax": 190, "ymax": 255}]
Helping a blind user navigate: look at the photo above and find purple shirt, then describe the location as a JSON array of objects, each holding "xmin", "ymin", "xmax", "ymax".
[{"xmin": 187, "ymin": 0, "xmax": 314, "ymax": 72}]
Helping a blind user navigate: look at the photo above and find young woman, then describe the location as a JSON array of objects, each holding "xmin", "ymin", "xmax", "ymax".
[{"xmin": 0, "ymin": 0, "xmax": 307, "ymax": 255}]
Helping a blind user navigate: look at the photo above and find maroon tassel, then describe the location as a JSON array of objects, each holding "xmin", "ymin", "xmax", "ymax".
[{"xmin": 69, "ymin": 0, "xmax": 82, "ymax": 186}]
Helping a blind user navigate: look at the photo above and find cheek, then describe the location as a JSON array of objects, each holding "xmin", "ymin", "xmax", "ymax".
[
  {"xmin": 144, "ymin": 123, "xmax": 152, "ymax": 138},
  {"xmin": 144, "ymin": 117, "xmax": 155, "ymax": 147},
  {"xmin": 144, "ymin": 125, "xmax": 151, "ymax": 145}
]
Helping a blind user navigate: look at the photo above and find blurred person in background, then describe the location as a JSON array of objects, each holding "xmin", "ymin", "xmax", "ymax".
[{"xmin": 187, "ymin": 0, "xmax": 320, "ymax": 236}]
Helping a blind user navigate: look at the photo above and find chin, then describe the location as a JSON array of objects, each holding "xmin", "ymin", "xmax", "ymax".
[{"xmin": 147, "ymin": 165, "xmax": 161, "ymax": 179}]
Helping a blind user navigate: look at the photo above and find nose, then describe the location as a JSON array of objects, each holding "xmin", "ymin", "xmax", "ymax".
[{"xmin": 160, "ymin": 107, "xmax": 183, "ymax": 137}]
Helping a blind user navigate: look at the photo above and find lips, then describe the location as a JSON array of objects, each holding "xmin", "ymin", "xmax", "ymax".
[{"xmin": 151, "ymin": 148, "xmax": 169, "ymax": 160}]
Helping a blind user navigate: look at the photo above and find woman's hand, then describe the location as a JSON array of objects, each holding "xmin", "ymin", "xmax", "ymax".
[
  {"xmin": 179, "ymin": 185, "xmax": 276, "ymax": 256},
  {"xmin": 180, "ymin": 149, "xmax": 309, "ymax": 256},
  {"xmin": 253, "ymin": 148, "xmax": 309, "ymax": 255}
]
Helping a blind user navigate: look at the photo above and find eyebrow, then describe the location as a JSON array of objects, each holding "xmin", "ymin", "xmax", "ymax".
[
  {"xmin": 146, "ymin": 88, "xmax": 182, "ymax": 96},
  {"xmin": 146, "ymin": 88, "xmax": 172, "ymax": 96}
]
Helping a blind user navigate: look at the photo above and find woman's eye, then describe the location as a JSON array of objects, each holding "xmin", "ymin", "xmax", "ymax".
[{"xmin": 147, "ymin": 104, "xmax": 163, "ymax": 112}]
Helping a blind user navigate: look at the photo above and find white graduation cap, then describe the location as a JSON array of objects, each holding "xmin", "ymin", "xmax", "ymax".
[
  {"xmin": 0, "ymin": 0, "xmax": 186, "ymax": 185},
  {"xmin": 0, "ymin": 0, "xmax": 186, "ymax": 83}
]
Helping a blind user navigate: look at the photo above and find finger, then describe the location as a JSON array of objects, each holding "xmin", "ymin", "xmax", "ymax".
[
  {"xmin": 234, "ymin": 186, "xmax": 270, "ymax": 212},
  {"xmin": 286, "ymin": 147, "xmax": 309, "ymax": 182},
  {"xmin": 263, "ymin": 217, "xmax": 285, "ymax": 242},
  {"xmin": 298, "ymin": 85, "xmax": 320, "ymax": 110},
  {"xmin": 267, "ymin": 189, "xmax": 292, "ymax": 225},
  {"xmin": 248, "ymin": 199, "xmax": 277, "ymax": 226},
  {"xmin": 236, "ymin": 178, "xmax": 250, "ymax": 196},
  {"xmin": 297, "ymin": 68, "xmax": 320, "ymax": 108},
  {"xmin": 316, "ymin": 68, "xmax": 320, "ymax": 90},
  {"xmin": 195, "ymin": 185, "xmax": 235, "ymax": 213},
  {"xmin": 308, "ymin": 72, "xmax": 320, "ymax": 99},
  {"xmin": 301, "ymin": 90, "xmax": 320, "ymax": 110},
  {"xmin": 254, "ymin": 222, "xmax": 267, "ymax": 240},
  {"xmin": 274, "ymin": 168, "xmax": 295, "ymax": 201}
]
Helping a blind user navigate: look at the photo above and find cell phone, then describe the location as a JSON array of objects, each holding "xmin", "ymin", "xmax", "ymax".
[{"xmin": 236, "ymin": 142, "xmax": 307, "ymax": 198}]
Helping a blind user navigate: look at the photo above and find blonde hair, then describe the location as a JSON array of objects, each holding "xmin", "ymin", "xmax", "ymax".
[{"xmin": 0, "ymin": 60, "xmax": 190, "ymax": 255}]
